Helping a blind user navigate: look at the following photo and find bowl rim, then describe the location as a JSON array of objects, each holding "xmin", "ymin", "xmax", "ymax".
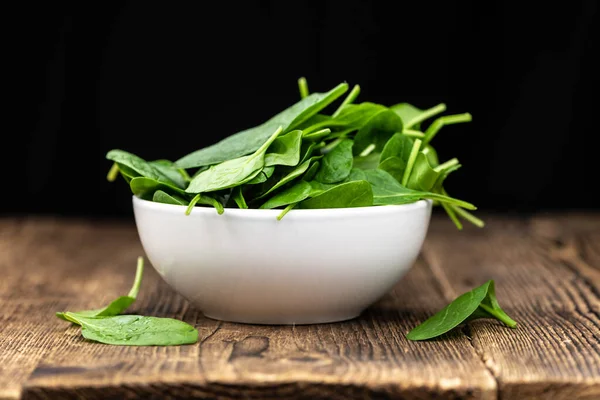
[{"xmin": 132, "ymin": 195, "xmax": 432, "ymax": 218}]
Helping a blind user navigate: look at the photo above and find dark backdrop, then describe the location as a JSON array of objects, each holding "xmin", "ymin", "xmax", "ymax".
[{"xmin": 7, "ymin": 1, "xmax": 598, "ymax": 217}]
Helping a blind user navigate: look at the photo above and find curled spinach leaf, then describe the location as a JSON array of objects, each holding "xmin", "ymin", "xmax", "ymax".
[{"xmin": 406, "ymin": 280, "xmax": 517, "ymax": 341}]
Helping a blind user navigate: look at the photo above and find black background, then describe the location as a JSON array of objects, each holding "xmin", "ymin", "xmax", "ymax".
[{"xmin": 7, "ymin": 1, "xmax": 599, "ymax": 217}]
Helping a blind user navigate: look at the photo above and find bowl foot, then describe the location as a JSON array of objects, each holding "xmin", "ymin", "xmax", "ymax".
[{"xmin": 202, "ymin": 311, "xmax": 362, "ymax": 325}]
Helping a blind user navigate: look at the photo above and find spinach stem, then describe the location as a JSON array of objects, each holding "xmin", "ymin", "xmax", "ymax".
[
  {"xmin": 303, "ymin": 128, "xmax": 332, "ymax": 140},
  {"xmin": 277, "ymin": 203, "xmax": 297, "ymax": 220},
  {"xmin": 107, "ymin": 163, "xmax": 120, "ymax": 182},
  {"xmin": 332, "ymin": 84, "xmax": 361, "ymax": 118},
  {"xmin": 402, "ymin": 129, "xmax": 425, "ymax": 138},
  {"xmin": 298, "ymin": 77, "xmax": 309, "ymax": 99},
  {"xmin": 178, "ymin": 168, "xmax": 191, "ymax": 183},
  {"xmin": 434, "ymin": 158, "xmax": 459, "ymax": 173},
  {"xmin": 406, "ymin": 103, "xmax": 446, "ymax": 129},
  {"xmin": 402, "ymin": 139, "xmax": 422, "ymax": 186},
  {"xmin": 321, "ymin": 138, "xmax": 343, "ymax": 154},
  {"xmin": 479, "ymin": 303, "xmax": 518, "ymax": 328},
  {"xmin": 128, "ymin": 257, "xmax": 145, "ymax": 298},
  {"xmin": 451, "ymin": 205, "xmax": 485, "ymax": 228},
  {"xmin": 423, "ymin": 113, "xmax": 472, "ymax": 146},
  {"xmin": 186, "ymin": 194, "xmax": 201, "ymax": 215},
  {"xmin": 441, "ymin": 202, "xmax": 463, "ymax": 230},
  {"xmin": 359, "ymin": 143, "xmax": 376, "ymax": 157}
]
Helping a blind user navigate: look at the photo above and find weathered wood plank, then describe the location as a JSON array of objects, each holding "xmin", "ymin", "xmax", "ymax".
[
  {"xmin": 422, "ymin": 215, "xmax": 600, "ymax": 400},
  {"xmin": 0, "ymin": 217, "xmax": 495, "ymax": 400}
]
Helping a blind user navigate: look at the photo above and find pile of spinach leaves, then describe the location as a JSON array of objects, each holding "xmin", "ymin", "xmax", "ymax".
[{"xmin": 106, "ymin": 78, "xmax": 483, "ymax": 228}]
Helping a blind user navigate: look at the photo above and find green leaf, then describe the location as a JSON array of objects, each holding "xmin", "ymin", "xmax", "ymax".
[
  {"xmin": 56, "ymin": 257, "xmax": 144, "ymax": 321},
  {"xmin": 344, "ymin": 168, "xmax": 368, "ymax": 182},
  {"xmin": 377, "ymin": 157, "xmax": 407, "ymax": 183},
  {"xmin": 264, "ymin": 130, "xmax": 303, "ymax": 167},
  {"xmin": 406, "ymin": 280, "xmax": 517, "ymax": 341},
  {"xmin": 364, "ymin": 169, "xmax": 475, "ymax": 209},
  {"xmin": 246, "ymin": 166, "xmax": 275, "ymax": 185},
  {"xmin": 303, "ymin": 161, "xmax": 320, "ymax": 181},
  {"xmin": 185, "ymin": 127, "xmax": 282, "ymax": 194},
  {"xmin": 129, "ymin": 177, "xmax": 187, "ymax": 200},
  {"xmin": 406, "ymin": 152, "xmax": 440, "ymax": 192},
  {"xmin": 300, "ymin": 180, "xmax": 373, "ymax": 209},
  {"xmin": 63, "ymin": 313, "xmax": 199, "ymax": 346},
  {"xmin": 106, "ymin": 150, "xmax": 179, "ymax": 187},
  {"xmin": 390, "ymin": 103, "xmax": 446, "ymax": 129},
  {"xmin": 152, "ymin": 190, "xmax": 188, "ymax": 205},
  {"xmin": 315, "ymin": 139, "xmax": 354, "ymax": 184},
  {"xmin": 352, "ymin": 106, "xmax": 403, "ymax": 156},
  {"xmin": 259, "ymin": 180, "xmax": 316, "ymax": 209},
  {"xmin": 149, "ymin": 160, "xmax": 187, "ymax": 189},
  {"xmin": 176, "ymin": 83, "xmax": 349, "ymax": 168},
  {"xmin": 380, "ymin": 133, "xmax": 414, "ymax": 164},
  {"xmin": 257, "ymin": 156, "xmax": 322, "ymax": 199},
  {"xmin": 353, "ymin": 152, "xmax": 381, "ymax": 170}
]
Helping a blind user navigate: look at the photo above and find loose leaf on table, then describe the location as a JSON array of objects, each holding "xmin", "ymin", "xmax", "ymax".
[
  {"xmin": 62, "ymin": 313, "xmax": 199, "ymax": 346},
  {"xmin": 406, "ymin": 280, "xmax": 517, "ymax": 341},
  {"xmin": 352, "ymin": 106, "xmax": 404, "ymax": 156},
  {"xmin": 264, "ymin": 130, "xmax": 303, "ymax": 167},
  {"xmin": 175, "ymin": 83, "xmax": 348, "ymax": 168},
  {"xmin": 314, "ymin": 139, "xmax": 354, "ymax": 184},
  {"xmin": 56, "ymin": 257, "xmax": 144, "ymax": 321},
  {"xmin": 185, "ymin": 126, "xmax": 282, "ymax": 194},
  {"xmin": 364, "ymin": 169, "xmax": 475, "ymax": 209},
  {"xmin": 300, "ymin": 180, "xmax": 373, "ymax": 209},
  {"xmin": 152, "ymin": 190, "xmax": 188, "ymax": 205}
]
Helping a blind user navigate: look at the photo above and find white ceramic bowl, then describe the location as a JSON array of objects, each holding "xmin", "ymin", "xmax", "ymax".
[{"xmin": 133, "ymin": 196, "xmax": 432, "ymax": 325}]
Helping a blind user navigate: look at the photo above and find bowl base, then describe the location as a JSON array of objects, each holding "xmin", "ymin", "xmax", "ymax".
[{"xmin": 202, "ymin": 312, "xmax": 362, "ymax": 326}]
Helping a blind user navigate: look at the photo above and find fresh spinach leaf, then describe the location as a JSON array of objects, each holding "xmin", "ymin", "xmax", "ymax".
[
  {"xmin": 364, "ymin": 169, "xmax": 475, "ymax": 209},
  {"xmin": 391, "ymin": 103, "xmax": 446, "ymax": 130},
  {"xmin": 300, "ymin": 180, "xmax": 373, "ymax": 209},
  {"xmin": 129, "ymin": 177, "xmax": 187, "ymax": 200},
  {"xmin": 352, "ymin": 106, "xmax": 403, "ymax": 156},
  {"xmin": 63, "ymin": 313, "xmax": 199, "ymax": 346},
  {"xmin": 406, "ymin": 152, "xmax": 440, "ymax": 192},
  {"xmin": 380, "ymin": 133, "xmax": 414, "ymax": 164},
  {"xmin": 406, "ymin": 280, "xmax": 517, "ymax": 341},
  {"xmin": 377, "ymin": 156, "xmax": 407, "ymax": 183},
  {"xmin": 315, "ymin": 139, "xmax": 354, "ymax": 184},
  {"xmin": 175, "ymin": 83, "xmax": 348, "ymax": 168},
  {"xmin": 56, "ymin": 257, "xmax": 144, "ymax": 321},
  {"xmin": 246, "ymin": 166, "xmax": 275, "ymax": 184},
  {"xmin": 257, "ymin": 156, "xmax": 322, "ymax": 199},
  {"xmin": 259, "ymin": 180, "xmax": 316, "ymax": 209},
  {"xmin": 106, "ymin": 150, "xmax": 176, "ymax": 187},
  {"xmin": 149, "ymin": 160, "xmax": 187, "ymax": 189},
  {"xmin": 185, "ymin": 126, "xmax": 282, "ymax": 194},
  {"xmin": 264, "ymin": 130, "xmax": 303, "ymax": 167},
  {"xmin": 303, "ymin": 160, "xmax": 320, "ymax": 181},
  {"xmin": 152, "ymin": 190, "xmax": 188, "ymax": 205},
  {"xmin": 353, "ymin": 152, "xmax": 381, "ymax": 170}
]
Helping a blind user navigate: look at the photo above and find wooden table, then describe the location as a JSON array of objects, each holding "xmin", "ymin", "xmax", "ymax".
[{"xmin": 1, "ymin": 213, "xmax": 599, "ymax": 400}]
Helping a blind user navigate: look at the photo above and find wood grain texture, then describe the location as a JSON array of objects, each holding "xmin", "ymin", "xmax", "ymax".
[
  {"xmin": 0, "ymin": 214, "xmax": 598, "ymax": 399},
  {"xmin": 422, "ymin": 215, "xmax": 600, "ymax": 400}
]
